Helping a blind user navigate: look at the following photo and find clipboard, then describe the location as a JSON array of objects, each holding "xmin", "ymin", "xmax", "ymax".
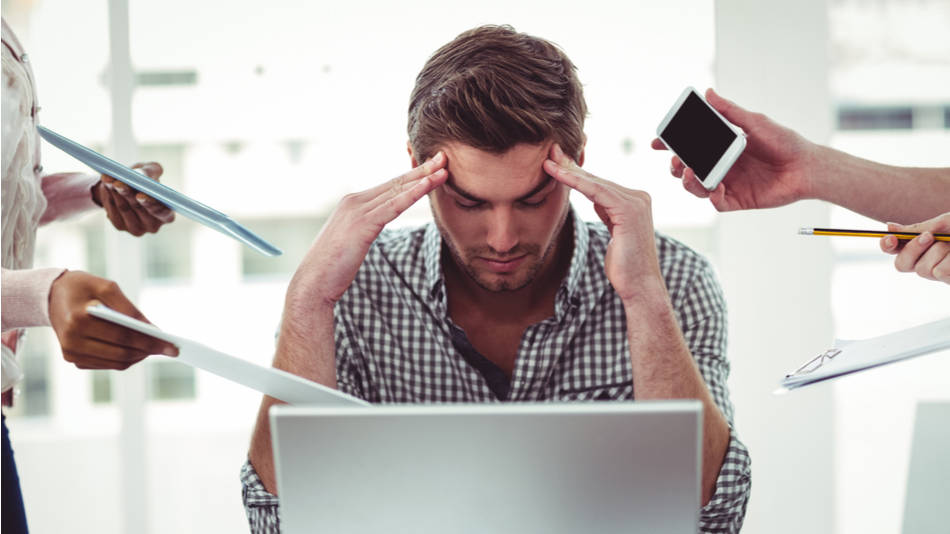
[
  {"xmin": 86, "ymin": 304, "xmax": 366, "ymax": 406},
  {"xmin": 780, "ymin": 317, "xmax": 950, "ymax": 392},
  {"xmin": 38, "ymin": 126, "xmax": 282, "ymax": 257}
]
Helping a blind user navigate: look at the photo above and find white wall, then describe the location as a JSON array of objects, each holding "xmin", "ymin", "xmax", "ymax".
[{"xmin": 715, "ymin": 1, "xmax": 835, "ymax": 532}]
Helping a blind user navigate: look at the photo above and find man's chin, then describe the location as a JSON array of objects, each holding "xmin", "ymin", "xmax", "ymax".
[{"xmin": 471, "ymin": 271, "xmax": 531, "ymax": 293}]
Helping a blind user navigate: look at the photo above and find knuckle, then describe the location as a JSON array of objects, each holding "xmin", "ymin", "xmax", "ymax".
[
  {"xmin": 894, "ymin": 257, "xmax": 911, "ymax": 273},
  {"xmin": 933, "ymin": 264, "xmax": 950, "ymax": 281},
  {"xmin": 105, "ymin": 280, "xmax": 122, "ymax": 295}
]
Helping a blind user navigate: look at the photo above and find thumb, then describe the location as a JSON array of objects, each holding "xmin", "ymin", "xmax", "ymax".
[
  {"xmin": 97, "ymin": 283, "xmax": 150, "ymax": 324},
  {"xmin": 705, "ymin": 88, "xmax": 754, "ymax": 130}
]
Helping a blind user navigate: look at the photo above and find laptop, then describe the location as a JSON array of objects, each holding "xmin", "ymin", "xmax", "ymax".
[
  {"xmin": 270, "ymin": 400, "xmax": 702, "ymax": 534},
  {"xmin": 902, "ymin": 401, "xmax": 950, "ymax": 534}
]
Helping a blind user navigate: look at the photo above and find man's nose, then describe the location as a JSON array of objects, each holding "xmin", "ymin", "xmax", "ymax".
[{"xmin": 485, "ymin": 207, "xmax": 518, "ymax": 254}]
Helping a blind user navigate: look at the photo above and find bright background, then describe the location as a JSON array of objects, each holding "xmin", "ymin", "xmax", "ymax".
[{"xmin": 2, "ymin": 0, "xmax": 948, "ymax": 532}]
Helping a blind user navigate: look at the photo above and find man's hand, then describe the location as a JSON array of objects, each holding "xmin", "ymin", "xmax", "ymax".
[
  {"xmin": 543, "ymin": 144, "xmax": 663, "ymax": 301},
  {"xmin": 881, "ymin": 213, "xmax": 950, "ymax": 284},
  {"xmin": 48, "ymin": 270, "xmax": 178, "ymax": 370},
  {"xmin": 288, "ymin": 151, "xmax": 448, "ymax": 309},
  {"xmin": 651, "ymin": 88, "xmax": 816, "ymax": 212},
  {"xmin": 92, "ymin": 162, "xmax": 175, "ymax": 236}
]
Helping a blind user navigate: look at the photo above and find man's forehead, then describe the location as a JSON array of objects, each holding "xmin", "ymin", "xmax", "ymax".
[{"xmin": 441, "ymin": 141, "xmax": 554, "ymax": 196}]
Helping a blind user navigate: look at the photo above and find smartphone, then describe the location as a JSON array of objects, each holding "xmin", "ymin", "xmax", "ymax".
[{"xmin": 656, "ymin": 87, "xmax": 746, "ymax": 190}]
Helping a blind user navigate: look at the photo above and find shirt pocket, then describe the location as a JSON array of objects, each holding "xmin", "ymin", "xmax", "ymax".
[{"xmin": 556, "ymin": 381, "xmax": 634, "ymax": 401}]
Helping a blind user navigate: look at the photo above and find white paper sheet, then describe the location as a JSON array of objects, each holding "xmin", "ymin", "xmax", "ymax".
[
  {"xmin": 780, "ymin": 317, "xmax": 950, "ymax": 391},
  {"xmin": 87, "ymin": 304, "xmax": 368, "ymax": 406}
]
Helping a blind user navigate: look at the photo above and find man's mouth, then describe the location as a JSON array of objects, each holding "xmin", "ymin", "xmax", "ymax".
[{"xmin": 478, "ymin": 255, "xmax": 527, "ymax": 273}]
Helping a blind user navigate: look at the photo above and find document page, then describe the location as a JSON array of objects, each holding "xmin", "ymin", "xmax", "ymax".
[{"xmin": 87, "ymin": 305, "xmax": 368, "ymax": 406}]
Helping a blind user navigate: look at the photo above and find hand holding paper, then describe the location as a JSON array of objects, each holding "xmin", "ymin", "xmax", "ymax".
[{"xmin": 87, "ymin": 304, "xmax": 367, "ymax": 406}]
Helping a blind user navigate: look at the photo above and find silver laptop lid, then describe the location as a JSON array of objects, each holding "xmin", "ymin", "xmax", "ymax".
[
  {"xmin": 902, "ymin": 402, "xmax": 950, "ymax": 534},
  {"xmin": 271, "ymin": 401, "xmax": 702, "ymax": 534}
]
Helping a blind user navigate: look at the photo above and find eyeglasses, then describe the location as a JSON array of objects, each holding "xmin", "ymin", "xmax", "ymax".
[{"xmin": 785, "ymin": 348, "xmax": 842, "ymax": 378}]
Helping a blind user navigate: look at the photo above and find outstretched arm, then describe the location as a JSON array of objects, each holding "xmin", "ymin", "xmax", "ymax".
[{"xmin": 653, "ymin": 88, "xmax": 950, "ymax": 224}]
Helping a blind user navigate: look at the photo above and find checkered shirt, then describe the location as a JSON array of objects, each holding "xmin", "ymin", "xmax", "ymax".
[{"xmin": 241, "ymin": 212, "xmax": 751, "ymax": 533}]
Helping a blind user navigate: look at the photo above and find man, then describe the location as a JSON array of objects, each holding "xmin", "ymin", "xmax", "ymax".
[
  {"xmin": 243, "ymin": 25, "xmax": 751, "ymax": 533},
  {"xmin": 654, "ymin": 88, "xmax": 950, "ymax": 284}
]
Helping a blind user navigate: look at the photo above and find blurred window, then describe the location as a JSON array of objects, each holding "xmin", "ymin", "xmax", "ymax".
[{"xmin": 241, "ymin": 217, "xmax": 326, "ymax": 279}]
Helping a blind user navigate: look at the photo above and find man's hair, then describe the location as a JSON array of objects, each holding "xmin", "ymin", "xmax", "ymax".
[{"xmin": 408, "ymin": 25, "xmax": 587, "ymax": 162}]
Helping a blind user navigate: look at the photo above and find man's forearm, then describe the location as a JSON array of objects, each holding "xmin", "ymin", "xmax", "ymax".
[
  {"xmin": 247, "ymin": 299, "xmax": 337, "ymax": 495},
  {"xmin": 623, "ymin": 280, "xmax": 730, "ymax": 506},
  {"xmin": 806, "ymin": 145, "xmax": 950, "ymax": 224}
]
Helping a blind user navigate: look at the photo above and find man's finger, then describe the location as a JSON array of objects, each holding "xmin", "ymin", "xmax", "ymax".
[
  {"xmin": 912, "ymin": 242, "xmax": 950, "ymax": 281},
  {"xmin": 682, "ymin": 168, "xmax": 710, "ymax": 198},
  {"xmin": 651, "ymin": 138, "xmax": 667, "ymax": 151},
  {"xmin": 894, "ymin": 232, "xmax": 935, "ymax": 273},
  {"xmin": 708, "ymin": 184, "xmax": 731, "ymax": 212},
  {"xmin": 933, "ymin": 255, "xmax": 950, "ymax": 284},
  {"xmin": 544, "ymin": 159, "xmax": 621, "ymax": 209},
  {"xmin": 363, "ymin": 151, "xmax": 447, "ymax": 203},
  {"xmin": 705, "ymin": 88, "xmax": 751, "ymax": 129},
  {"xmin": 368, "ymin": 169, "xmax": 447, "ymax": 223},
  {"xmin": 671, "ymin": 156, "xmax": 685, "ymax": 178},
  {"xmin": 880, "ymin": 235, "xmax": 901, "ymax": 254}
]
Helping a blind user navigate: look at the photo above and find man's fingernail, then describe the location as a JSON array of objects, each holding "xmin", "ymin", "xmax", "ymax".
[
  {"xmin": 163, "ymin": 346, "xmax": 179, "ymax": 357},
  {"xmin": 136, "ymin": 195, "xmax": 148, "ymax": 204}
]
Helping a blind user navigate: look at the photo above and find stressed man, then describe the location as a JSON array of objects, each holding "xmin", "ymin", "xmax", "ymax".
[{"xmin": 242, "ymin": 25, "xmax": 751, "ymax": 533}]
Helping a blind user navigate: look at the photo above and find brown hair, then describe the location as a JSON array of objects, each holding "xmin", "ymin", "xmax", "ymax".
[{"xmin": 408, "ymin": 25, "xmax": 587, "ymax": 162}]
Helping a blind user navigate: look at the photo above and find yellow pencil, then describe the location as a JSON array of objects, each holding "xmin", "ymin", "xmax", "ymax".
[{"xmin": 799, "ymin": 227, "xmax": 950, "ymax": 242}]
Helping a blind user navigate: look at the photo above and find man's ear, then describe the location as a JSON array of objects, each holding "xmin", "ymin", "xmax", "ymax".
[{"xmin": 407, "ymin": 141, "xmax": 419, "ymax": 168}]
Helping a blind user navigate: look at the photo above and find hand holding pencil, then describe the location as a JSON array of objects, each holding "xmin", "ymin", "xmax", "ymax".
[
  {"xmin": 881, "ymin": 213, "xmax": 950, "ymax": 284},
  {"xmin": 800, "ymin": 212, "xmax": 950, "ymax": 284}
]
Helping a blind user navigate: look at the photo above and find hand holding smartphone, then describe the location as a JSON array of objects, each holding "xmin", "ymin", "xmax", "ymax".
[{"xmin": 656, "ymin": 87, "xmax": 746, "ymax": 190}]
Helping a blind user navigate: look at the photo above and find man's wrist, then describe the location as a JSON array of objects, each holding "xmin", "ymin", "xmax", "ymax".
[
  {"xmin": 620, "ymin": 275, "xmax": 671, "ymax": 314},
  {"xmin": 798, "ymin": 143, "xmax": 839, "ymax": 202}
]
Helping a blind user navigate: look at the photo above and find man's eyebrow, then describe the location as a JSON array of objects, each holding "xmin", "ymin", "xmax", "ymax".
[
  {"xmin": 444, "ymin": 174, "xmax": 555, "ymax": 203},
  {"xmin": 516, "ymin": 175, "xmax": 554, "ymax": 201},
  {"xmin": 444, "ymin": 175, "xmax": 485, "ymax": 202}
]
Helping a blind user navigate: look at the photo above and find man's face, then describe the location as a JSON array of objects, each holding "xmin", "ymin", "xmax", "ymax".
[{"xmin": 424, "ymin": 141, "xmax": 572, "ymax": 293}]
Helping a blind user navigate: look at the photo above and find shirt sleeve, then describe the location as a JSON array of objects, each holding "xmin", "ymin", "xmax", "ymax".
[
  {"xmin": 1, "ymin": 267, "xmax": 66, "ymax": 331},
  {"xmin": 39, "ymin": 172, "xmax": 100, "ymax": 225},
  {"xmin": 241, "ymin": 459, "xmax": 281, "ymax": 534},
  {"xmin": 677, "ymin": 261, "xmax": 752, "ymax": 534},
  {"xmin": 240, "ymin": 303, "xmax": 370, "ymax": 533}
]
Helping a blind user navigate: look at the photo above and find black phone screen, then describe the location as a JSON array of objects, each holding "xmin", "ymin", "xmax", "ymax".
[{"xmin": 660, "ymin": 92, "xmax": 737, "ymax": 180}]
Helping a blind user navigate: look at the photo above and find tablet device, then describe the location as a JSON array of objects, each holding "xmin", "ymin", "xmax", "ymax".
[
  {"xmin": 38, "ymin": 125, "xmax": 282, "ymax": 256},
  {"xmin": 270, "ymin": 401, "xmax": 702, "ymax": 534}
]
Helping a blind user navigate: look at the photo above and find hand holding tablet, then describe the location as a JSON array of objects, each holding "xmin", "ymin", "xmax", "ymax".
[{"xmin": 38, "ymin": 126, "xmax": 282, "ymax": 257}]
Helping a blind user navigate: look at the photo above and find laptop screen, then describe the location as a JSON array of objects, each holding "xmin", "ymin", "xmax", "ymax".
[{"xmin": 270, "ymin": 401, "xmax": 702, "ymax": 534}]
